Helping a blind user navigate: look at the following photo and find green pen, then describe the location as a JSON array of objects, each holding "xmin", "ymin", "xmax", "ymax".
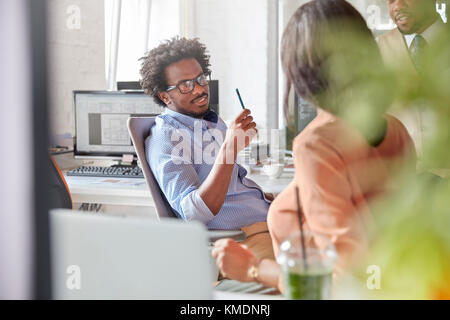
[
  {"xmin": 235, "ymin": 88, "xmax": 259, "ymax": 163},
  {"xmin": 235, "ymin": 88, "xmax": 246, "ymax": 110}
]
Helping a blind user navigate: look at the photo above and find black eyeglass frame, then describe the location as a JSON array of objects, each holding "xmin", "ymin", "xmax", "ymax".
[{"xmin": 166, "ymin": 73, "xmax": 211, "ymax": 94}]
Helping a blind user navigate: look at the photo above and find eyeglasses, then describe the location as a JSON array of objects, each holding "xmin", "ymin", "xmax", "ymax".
[{"xmin": 166, "ymin": 73, "xmax": 210, "ymax": 94}]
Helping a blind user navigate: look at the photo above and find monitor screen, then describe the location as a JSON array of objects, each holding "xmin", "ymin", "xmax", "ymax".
[
  {"xmin": 297, "ymin": 95, "xmax": 317, "ymax": 133},
  {"xmin": 73, "ymin": 91, "xmax": 163, "ymax": 159}
]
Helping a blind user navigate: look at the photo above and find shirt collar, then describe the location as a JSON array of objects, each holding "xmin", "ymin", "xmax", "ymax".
[
  {"xmin": 404, "ymin": 33, "xmax": 417, "ymax": 48},
  {"xmin": 403, "ymin": 18, "xmax": 444, "ymax": 48}
]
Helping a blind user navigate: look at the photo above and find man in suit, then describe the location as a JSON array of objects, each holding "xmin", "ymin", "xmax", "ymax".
[{"xmin": 378, "ymin": 0, "xmax": 446, "ymax": 161}]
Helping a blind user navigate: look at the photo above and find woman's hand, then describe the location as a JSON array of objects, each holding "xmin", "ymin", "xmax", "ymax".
[{"xmin": 211, "ymin": 238, "xmax": 260, "ymax": 282}]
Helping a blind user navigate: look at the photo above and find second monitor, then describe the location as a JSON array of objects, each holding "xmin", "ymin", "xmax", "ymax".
[{"xmin": 73, "ymin": 90, "xmax": 163, "ymax": 160}]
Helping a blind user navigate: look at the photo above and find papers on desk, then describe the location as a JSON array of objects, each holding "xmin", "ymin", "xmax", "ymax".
[
  {"xmin": 66, "ymin": 176, "xmax": 147, "ymax": 188},
  {"xmin": 88, "ymin": 178, "xmax": 147, "ymax": 187}
]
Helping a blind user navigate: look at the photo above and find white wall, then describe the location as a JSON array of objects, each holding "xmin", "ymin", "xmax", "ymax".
[
  {"xmin": 48, "ymin": 0, "xmax": 106, "ymax": 143},
  {"xmin": 185, "ymin": 0, "xmax": 279, "ymax": 130},
  {"xmin": 48, "ymin": 0, "xmax": 282, "ymax": 137}
]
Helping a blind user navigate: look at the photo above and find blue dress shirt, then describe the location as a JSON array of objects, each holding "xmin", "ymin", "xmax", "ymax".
[{"xmin": 145, "ymin": 108, "xmax": 270, "ymax": 230}]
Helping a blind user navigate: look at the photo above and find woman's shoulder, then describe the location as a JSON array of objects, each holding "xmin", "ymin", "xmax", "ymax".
[
  {"xmin": 293, "ymin": 110, "xmax": 344, "ymax": 152},
  {"xmin": 381, "ymin": 114, "xmax": 416, "ymax": 156},
  {"xmin": 384, "ymin": 114, "xmax": 414, "ymax": 144},
  {"xmin": 385, "ymin": 114, "xmax": 408, "ymax": 132}
]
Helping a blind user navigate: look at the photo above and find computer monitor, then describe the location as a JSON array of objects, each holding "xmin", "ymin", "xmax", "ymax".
[
  {"xmin": 73, "ymin": 90, "xmax": 163, "ymax": 160},
  {"xmin": 286, "ymin": 94, "xmax": 317, "ymax": 150},
  {"xmin": 297, "ymin": 95, "xmax": 317, "ymax": 132},
  {"xmin": 117, "ymin": 81, "xmax": 142, "ymax": 91},
  {"xmin": 208, "ymin": 80, "xmax": 219, "ymax": 114}
]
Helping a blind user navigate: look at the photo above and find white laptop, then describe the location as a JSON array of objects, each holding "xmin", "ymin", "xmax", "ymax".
[{"xmin": 50, "ymin": 209, "xmax": 213, "ymax": 299}]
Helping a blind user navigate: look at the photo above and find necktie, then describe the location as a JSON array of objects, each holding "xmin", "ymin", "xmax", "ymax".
[{"xmin": 409, "ymin": 34, "xmax": 428, "ymax": 73}]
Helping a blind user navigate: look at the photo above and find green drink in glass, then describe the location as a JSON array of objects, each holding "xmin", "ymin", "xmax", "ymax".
[
  {"xmin": 277, "ymin": 231, "xmax": 336, "ymax": 300},
  {"xmin": 285, "ymin": 271, "xmax": 332, "ymax": 300}
]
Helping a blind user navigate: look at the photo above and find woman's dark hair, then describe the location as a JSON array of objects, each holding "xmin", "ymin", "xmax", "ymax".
[
  {"xmin": 281, "ymin": 0, "xmax": 387, "ymax": 119},
  {"xmin": 139, "ymin": 37, "xmax": 211, "ymax": 106}
]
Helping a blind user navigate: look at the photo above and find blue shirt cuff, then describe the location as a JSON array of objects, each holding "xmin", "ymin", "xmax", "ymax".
[{"xmin": 180, "ymin": 190, "xmax": 215, "ymax": 224}]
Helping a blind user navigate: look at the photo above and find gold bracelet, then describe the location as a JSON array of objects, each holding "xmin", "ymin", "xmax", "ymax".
[{"xmin": 248, "ymin": 259, "xmax": 261, "ymax": 281}]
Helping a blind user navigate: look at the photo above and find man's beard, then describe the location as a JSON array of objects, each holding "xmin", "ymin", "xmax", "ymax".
[
  {"xmin": 173, "ymin": 104, "xmax": 210, "ymax": 119},
  {"xmin": 186, "ymin": 93, "xmax": 210, "ymax": 118},
  {"xmin": 169, "ymin": 92, "xmax": 210, "ymax": 118},
  {"xmin": 398, "ymin": 23, "xmax": 420, "ymax": 35},
  {"xmin": 189, "ymin": 105, "xmax": 211, "ymax": 119}
]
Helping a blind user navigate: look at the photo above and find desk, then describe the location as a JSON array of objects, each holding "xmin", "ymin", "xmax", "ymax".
[
  {"xmin": 248, "ymin": 169, "xmax": 294, "ymax": 195},
  {"xmin": 64, "ymin": 169, "xmax": 294, "ymax": 217},
  {"xmin": 56, "ymin": 149, "xmax": 294, "ymax": 216},
  {"xmin": 66, "ymin": 176, "xmax": 152, "ymax": 207},
  {"xmin": 53, "ymin": 152, "xmax": 153, "ymax": 217}
]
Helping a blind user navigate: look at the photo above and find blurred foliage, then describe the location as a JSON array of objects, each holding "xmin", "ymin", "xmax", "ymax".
[
  {"xmin": 350, "ymin": 22, "xmax": 450, "ymax": 299},
  {"xmin": 281, "ymin": 7, "xmax": 449, "ymax": 298},
  {"xmin": 354, "ymin": 174, "xmax": 450, "ymax": 299}
]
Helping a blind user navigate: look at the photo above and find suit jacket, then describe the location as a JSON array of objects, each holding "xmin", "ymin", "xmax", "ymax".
[
  {"xmin": 378, "ymin": 27, "xmax": 417, "ymax": 74},
  {"xmin": 377, "ymin": 19, "xmax": 447, "ymax": 159}
]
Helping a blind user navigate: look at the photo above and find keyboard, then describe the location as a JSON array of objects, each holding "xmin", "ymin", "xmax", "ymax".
[{"xmin": 66, "ymin": 166, "xmax": 144, "ymax": 178}]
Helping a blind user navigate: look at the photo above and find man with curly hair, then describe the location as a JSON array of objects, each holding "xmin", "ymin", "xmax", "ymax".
[{"xmin": 140, "ymin": 37, "xmax": 274, "ymax": 261}]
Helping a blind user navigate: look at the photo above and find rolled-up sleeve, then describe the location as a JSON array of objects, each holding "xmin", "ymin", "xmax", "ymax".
[
  {"xmin": 179, "ymin": 189, "xmax": 215, "ymax": 224},
  {"xmin": 145, "ymin": 126, "xmax": 215, "ymax": 225}
]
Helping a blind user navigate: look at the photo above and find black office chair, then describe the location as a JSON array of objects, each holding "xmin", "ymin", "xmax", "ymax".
[{"xmin": 48, "ymin": 154, "xmax": 73, "ymax": 210}]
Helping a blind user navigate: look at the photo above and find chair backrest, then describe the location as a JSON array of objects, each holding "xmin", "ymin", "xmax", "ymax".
[
  {"xmin": 49, "ymin": 154, "xmax": 73, "ymax": 210},
  {"xmin": 127, "ymin": 117, "xmax": 247, "ymax": 243},
  {"xmin": 127, "ymin": 117, "xmax": 177, "ymax": 219}
]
